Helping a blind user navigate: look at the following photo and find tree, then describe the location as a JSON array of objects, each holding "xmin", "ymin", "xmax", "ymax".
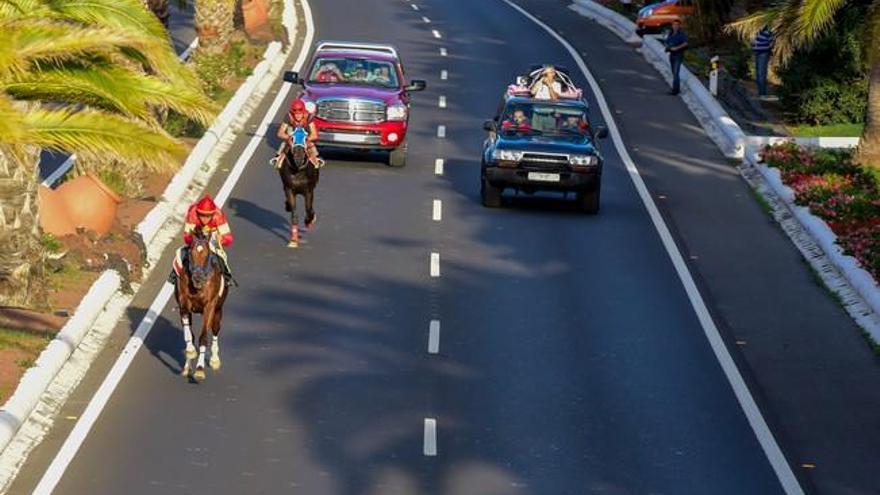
[
  {"xmin": 727, "ymin": 0, "xmax": 880, "ymax": 166},
  {"xmin": 0, "ymin": 0, "xmax": 217, "ymax": 307},
  {"xmin": 194, "ymin": 0, "xmax": 235, "ymax": 53}
]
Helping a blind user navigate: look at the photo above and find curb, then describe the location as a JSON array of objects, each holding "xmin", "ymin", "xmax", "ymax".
[
  {"xmin": 569, "ymin": 0, "xmax": 746, "ymax": 158},
  {"xmin": 0, "ymin": 0, "xmax": 300, "ymax": 468},
  {"xmin": 746, "ymin": 151, "xmax": 880, "ymax": 343}
]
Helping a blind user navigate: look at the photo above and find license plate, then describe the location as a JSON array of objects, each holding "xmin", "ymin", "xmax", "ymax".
[
  {"xmin": 332, "ymin": 133, "xmax": 369, "ymax": 143},
  {"xmin": 527, "ymin": 172, "xmax": 561, "ymax": 182}
]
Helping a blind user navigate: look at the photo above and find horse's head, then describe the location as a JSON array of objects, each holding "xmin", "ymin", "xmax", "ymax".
[
  {"xmin": 286, "ymin": 126, "xmax": 310, "ymax": 170},
  {"xmin": 188, "ymin": 230, "xmax": 217, "ymax": 290}
]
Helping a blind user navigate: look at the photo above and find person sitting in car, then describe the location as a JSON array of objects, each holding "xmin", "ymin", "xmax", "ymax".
[
  {"xmin": 560, "ymin": 115, "xmax": 587, "ymax": 133},
  {"xmin": 367, "ymin": 66, "xmax": 392, "ymax": 85},
  {"xmin": 315, "ymin": 62, "xmax": 343, "ymax": 82},
  {"xmin": 501, "ymin": 108, "xmax": 531, "ymax": 131},
  {"xmin": 530, "ymin": 65, "xmax": 562, "ymax": 100}
]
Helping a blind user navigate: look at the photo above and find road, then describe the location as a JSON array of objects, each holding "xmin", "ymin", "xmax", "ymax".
[
  {"xmin": 37, "ymin": 3, "xmax": 196, "ymax": 185},
  {"xmin": 14, "ymin": 0, "xmax": 805, "ymax": 493}
]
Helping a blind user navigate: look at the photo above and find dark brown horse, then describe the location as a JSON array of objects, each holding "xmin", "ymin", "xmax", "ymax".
[
  {"xmin": 276, "ymin": 127, "xmax": 320, "ymax": 247},
  {"xmin": 175, "ymin": 230, "xmax": 228, "ymax": 381}
]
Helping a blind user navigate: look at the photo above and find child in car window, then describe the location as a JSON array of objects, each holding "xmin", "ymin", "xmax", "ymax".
[{"xmin": 502, "ymin": 108, "xmax": 531, "ymax": 130}]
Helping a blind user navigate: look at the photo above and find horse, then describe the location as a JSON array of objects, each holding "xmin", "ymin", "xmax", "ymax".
[
  {"xmin": 275, "ymin": 125, "xmax": 320, "ymax": 247},
  {"xmin": 174, "ymin": 229, "xmax": 228, "ymax": 381}
]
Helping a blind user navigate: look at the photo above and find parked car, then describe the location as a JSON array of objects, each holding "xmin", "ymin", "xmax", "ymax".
[
  {"xmin": 283, "ymin": 41, "xmax": 426, "ymax": 167},
  {"xmin": 635, "ymin": 0, "xmax": 694, "ymax": 37},
  {"xmin": 481, "ymin": 67, "xmax": 608, "ymax": 213}
]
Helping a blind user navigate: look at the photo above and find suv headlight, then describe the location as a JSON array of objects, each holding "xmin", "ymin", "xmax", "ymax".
[
  {"xmin": 387, "ymin": 104, "xmax": 407, "ymax": 121},
  {"xmin": 492, "ymin": 149, "xmax": 523, "ymax": 162},
  {"xmin": 639, "ymin": 8, "xmax": 654, "ymax": 18},
  {"xmin": 569, "ymin": 155, "xmax": 598, "ymax": 166}
]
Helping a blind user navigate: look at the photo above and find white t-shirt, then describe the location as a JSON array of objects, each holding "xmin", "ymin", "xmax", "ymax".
[{"xmin": 532, "ymin": 80, "xmax": 562, "ymax": 99}]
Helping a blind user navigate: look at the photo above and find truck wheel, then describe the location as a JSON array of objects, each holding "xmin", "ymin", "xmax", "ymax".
[
  {"xmin": 388, "ymin": 146, "xmax": 407, "ymax": 167},
  {"xmin": 577, "ymin": 188, "xmax": 600, "ymax": 214},
  {"xmin": 481, "ymin": 177, "xmax": 502, "ymax": 207}
]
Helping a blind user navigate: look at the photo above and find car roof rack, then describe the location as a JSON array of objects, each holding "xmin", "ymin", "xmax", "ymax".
[{"xmin": 315, "ymin": 40, "xmax": 399, "ymax": 59}]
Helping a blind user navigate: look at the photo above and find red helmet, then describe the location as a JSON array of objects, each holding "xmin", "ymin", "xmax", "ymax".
[
  {"xmin": 289, "ymin": 99, "xmax": 308, "ymax": 120},
  {"xmin": 195, "ymin": 195, "xmax": 218, "ymax": 215}
]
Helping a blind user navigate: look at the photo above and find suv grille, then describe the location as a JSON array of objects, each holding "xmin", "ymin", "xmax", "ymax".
[
  {"xmin": 520, "ymin": 153, "xmax": 569, "ymax": 169},
  {"xmin": 317, "ymin": 99, "xmax": 386, "ymax": 124}
]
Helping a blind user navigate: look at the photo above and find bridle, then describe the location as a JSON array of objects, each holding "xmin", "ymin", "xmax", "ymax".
[{"xmin": 188, "ymin": 234, "xmax": 217, "ymax": 290}]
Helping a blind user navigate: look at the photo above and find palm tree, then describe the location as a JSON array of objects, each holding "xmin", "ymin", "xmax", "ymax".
[
  {"xmin": 194, "ymin": 0, "xmax": 235, "ymax": 53},
  {"xmin": 727, "ymin": 0, "xmax": 880, "ymax": 166},
  {"xmin": 0, "ymin": 0, "xmax": 217, "ymax": 308}
]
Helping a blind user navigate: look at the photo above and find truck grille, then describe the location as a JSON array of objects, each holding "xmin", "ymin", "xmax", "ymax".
[
  {"xmin": 520, "ymin": 153, "xmax": 569, "ymax": 169},
  {"xmin": 317, "ymin": 99, "xmax": 386, "ymax": 124}
]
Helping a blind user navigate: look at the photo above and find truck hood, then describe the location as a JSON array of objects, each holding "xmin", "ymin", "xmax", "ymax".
[
  {"xmin": 496, "ymin": 134, "xmax": 598, "ymax": 155},
  {"xmin": 302, "ymin": 84, "xmax": 402, "ymax": 105}
]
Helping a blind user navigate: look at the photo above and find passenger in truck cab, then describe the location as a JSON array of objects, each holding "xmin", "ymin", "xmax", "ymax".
[
  {"xmin": 315, "ymin": 62, "xmax": 343, "ymax": 82},
  {"xmin": 501, "ymin": 108, "xmax": 531, "ymax": 131},
  {"xmin": 560, "ymin": 115, "xmax": 588, "ymax": 134}
]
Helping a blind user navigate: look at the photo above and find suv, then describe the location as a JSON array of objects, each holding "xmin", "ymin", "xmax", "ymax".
[
  {"xmin": 635, "ymin": 0, "xmax": 694, "ymax": 36},
  {"xmin": 481, "ymin": 67, "xmax": 608, "ymax": 213},
  {"xmin": 283, "ymin": 41, "xmax": 426, "ymax": 167}
]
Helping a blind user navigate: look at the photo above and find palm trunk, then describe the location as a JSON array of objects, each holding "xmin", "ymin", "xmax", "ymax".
[
  {"xmin": 855, "ymin": 54, "xmax": 880, "ymax": 168},
  {"xmin": 0, "ymin": 145, "xmax": 46, "ymax": 308},
  {"xmin": 195, "ymin": 0, "xmax": 235, "ymax": 53}
]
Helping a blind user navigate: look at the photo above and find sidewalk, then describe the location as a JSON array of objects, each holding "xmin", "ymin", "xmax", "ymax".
[{"xmin": 517, "ymin": 1, "xmax": 880, "ymax": 493}]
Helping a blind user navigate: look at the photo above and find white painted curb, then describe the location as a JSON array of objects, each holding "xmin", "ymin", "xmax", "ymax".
[
  {"xmin": 0, "ymin": 0, "xmax": 301, "ymax": 465},
  {"xmin": 569, "ymin": 0, "xmax": 746, "ymax": 158},
  {"xmin": 0, "ymin": 271, "xmax": 120, "ymax": 450},
  {"xmin": 746, "ymin": 135, "xmax": 860, "ymax": 150},
  {"xmin": 748, "ymin": 151, "xmax": 880, "ymax": 341}
]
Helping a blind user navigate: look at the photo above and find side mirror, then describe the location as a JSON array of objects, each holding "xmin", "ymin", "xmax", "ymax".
[
  {"xmin": 483, "ymin": 120, "xmax": 497, "ymax": 132},
  {"xmin": 406, "ymin": 79, "xmax": 427, "ymax": 92},
  {"xmin": 283, "ymin": 71, "xmax": 301, "ymax": 84},
  {"xmin": 595, "ymin": 126, "xmax": 609, "ymax": 139}
]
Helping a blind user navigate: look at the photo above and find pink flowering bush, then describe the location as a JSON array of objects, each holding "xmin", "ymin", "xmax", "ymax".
[{"xmin": 761, "ymin": 142, "xmax": 880, "ymax": 280}]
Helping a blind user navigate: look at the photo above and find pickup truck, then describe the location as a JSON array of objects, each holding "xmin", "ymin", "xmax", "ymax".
[{"xmin": 283, "ymin": 41, "xmax": 426, "ymax": 167}]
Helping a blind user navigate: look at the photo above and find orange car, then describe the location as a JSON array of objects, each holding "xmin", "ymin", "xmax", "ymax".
[{"xmin": 635, "ymin": 0, "xmax": 695, "ymax": 36}]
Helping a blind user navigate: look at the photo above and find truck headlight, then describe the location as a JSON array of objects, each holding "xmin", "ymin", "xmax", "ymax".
[
  {"xmin": 387, "ymin": 104, "xmax": 407, "ymax": 121},
  {"xmin": 492, "ymin": 149, "xmax": 523, "ymax": 162},
  {"xmin": 569, "ymin": 155, "xmax": 597, "ymax": 166},
  {"xmin": 639, "ymin": 8, "xmax": 654, "ymax": 18}
]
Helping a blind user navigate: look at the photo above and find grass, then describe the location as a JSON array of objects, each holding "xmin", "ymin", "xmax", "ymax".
[
  {"xmin": 0, "ymin": 328, "xmax": 53, "ymax": 368},
  {"xmin": 787, "ymin": 123, "xmax": 864, "ymax": 137},
  {"xmin": 41, "ymin": 233, "xmax": 62, "ymax": 254}
]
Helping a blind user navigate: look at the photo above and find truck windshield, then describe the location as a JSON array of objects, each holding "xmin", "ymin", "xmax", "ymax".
[
  {"xmin": 500, "ymin": 103, "xmax": 589, "ymax": 137},
  {"xmin": 308, "ymin": 57, "xmax": 399, "ymax": 88}
]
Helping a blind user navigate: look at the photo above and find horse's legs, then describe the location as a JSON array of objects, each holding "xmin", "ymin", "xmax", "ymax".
[
  {"xmin": 193, "ymin": 307, "xmax": 212, "ymax": 381},
  {"xmin": 180, "ymin": 310, "xmax": 196, "ymax": 377},
  {"xmin": 304, "ymin": 187, "xmax": 317, "ymax": 229},
  {"xmin": 287, "ymin": 189, "xmax": 300, "ymax": 247},
  {"xmin": 209, "ymin": 306, "xmax": 222, "ymax": 370}
]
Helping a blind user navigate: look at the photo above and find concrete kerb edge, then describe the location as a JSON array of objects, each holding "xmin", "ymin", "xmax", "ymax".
[
  {"xmin": 0, "ymin": 0, "xmax": 300, "ymax": 467},
  {"xmin": 569, "ymin": 0, "xmax": 746, "ymax": 158},
  {"xmin": 744, "ymin": 150, "xmax": 880, "ymax": 343}
]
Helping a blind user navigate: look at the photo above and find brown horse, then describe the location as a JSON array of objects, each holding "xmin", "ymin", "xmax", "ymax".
[
  {"xmin": 175, "ymin": 230, "xmax": 228, "ymax": 381},
  {"xmin": 275, "ymin": 126, "xmax": 320, "ymax": 247}
]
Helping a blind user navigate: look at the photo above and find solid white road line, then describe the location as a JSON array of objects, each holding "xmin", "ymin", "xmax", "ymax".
[
  {"xmin": 500, "ymin": 2, "xmax": 804, "ymax": 494},
  {"xmin": 439, "ymin": 47, "xmax": 447, "ymax": 56},
  {"xmin": 440, "ymin": 69, "xmax": 448, "ymax": 80},
  {"xmin": 438, "ymin": 95, "xmax": 446, "ymax": 108},
  {"xmin": 430, "ymin": 253, "xmax": 440, "ymax": 277},
  {"xmin": 432, "ymin": 199, "xmax": 442, "ymax": 221},
  {"xmin": 432, "ymin": 29, "xmax": 442, "ymax": 39},
  {"xmin": 428, "ymin": 320, "xmax": 440, "ymax": 354},
  {"xmin": 437, "ymin": 125, "xmax": 446, "ymax": 138},
  {"xmin": 31, "ymin": 1, "xmax": 317, "ymax": 494},
  {"xmin": 423, "ymin": 418, "xmax": 437, "ymax": 456},
  {"xmin": 434, "ymin": 158, "xmax": 444, "ymax": 175},
  {"xmin": 422, "ymin": 16, "xmax": 431, "ymax": 23}
]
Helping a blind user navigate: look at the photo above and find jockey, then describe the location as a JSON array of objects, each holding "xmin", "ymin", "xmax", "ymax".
[
  {"xmin": 275, "ymin": 98, "xmax": 323, "ymax": 168},
  {"xmin": 168, "ymin": 194, "xmax": 237, "ymax": 286}
]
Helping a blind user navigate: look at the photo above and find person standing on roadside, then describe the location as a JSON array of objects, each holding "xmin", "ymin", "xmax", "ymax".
[
  {"xmin": 664, "ymin": 18, "xmax": 688, "ymax": 95},
  {"xmin": 752, "ymin": 26, "xmax": 774, "ymax": 99}
]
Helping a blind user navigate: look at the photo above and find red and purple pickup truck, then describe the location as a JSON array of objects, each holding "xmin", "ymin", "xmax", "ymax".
[{"xmin": 283, "ymin": 41, "xmax": 426, "ymax": 167}]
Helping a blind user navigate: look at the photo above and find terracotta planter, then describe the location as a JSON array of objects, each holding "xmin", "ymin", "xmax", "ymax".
[
  {"xmin": 37, "ymin": 185, "xmax": 76, "ymax": 237},
  {"xmin": 55, "ymin": 173, "xmax": 122, "ymax": 236},
  {"xmin": 242, "ymin": 0, "xmax": 271, "ymax": 40}
]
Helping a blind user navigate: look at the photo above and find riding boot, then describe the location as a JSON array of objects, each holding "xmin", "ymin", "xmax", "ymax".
[{"xmin": 167, "ymin": 269, "xmax": 178, "ymax": 285}]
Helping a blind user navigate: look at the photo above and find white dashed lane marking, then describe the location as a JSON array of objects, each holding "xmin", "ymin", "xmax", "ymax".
[
  {"xmin": 437, "ymin": 125, "xmax": 446, "ymax": 138},
  {"xmin": 440, "ymin": 70, "xmax": 448, "ymax": 80},
  {"xmin": 423, "ymin": 418, "xmax": 437, "ymax": 456},
  {"xmin": 432, "ymin": 29, "xmax": 442, "ymax": 39},
  {"xmin": 435, "ymin": 158, "xmax": 444, "ymax": 175},
  {"xmin": 438, "ymin": 95, "xmax": 446, "ymax": 108},
  {"xmin": 432, "ymin": 200, "xmax": 442, "ymax": 221},
  {"xmin": 410, "ymin": 3, "xmax": 419, "ymax": 10},
  {"xmin": 422, "ymin": 16, "xmax": 431, "ymax": 23},
  {"xmin": 440, "ymin": 47, "xmax": 447, "ymax": 56},
  {"xmin": 428, "ymin": 320, "xmax": 440, "ymax": 354},
  {"xmin": 430, "ymin": 253, "xmax": 440, "ymax": 277}
]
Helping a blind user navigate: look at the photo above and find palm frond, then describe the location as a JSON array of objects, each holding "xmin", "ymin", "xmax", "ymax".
[
  {"xmin": 3, "ymin": 64, "xmax": 217, "ymax": 125},
  {"xmin": 9, "ymin": 107, "xmax": 186, "ymax": 171},
  {"xmin": 794, "ymin": 0, "xmax": 848, "ymax": 46}
]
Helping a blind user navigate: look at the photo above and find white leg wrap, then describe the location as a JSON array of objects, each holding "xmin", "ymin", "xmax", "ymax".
[
  {"xmin": 211, "ymin": 336, "xmax": 219, "ymax": 354},
  {"xmin": 197, "ymin": 346, "xmax": 207, "ymax": 369},
  {"xmin": 182, "ymin": 317, "xmax": 193, "ymax": 344}
]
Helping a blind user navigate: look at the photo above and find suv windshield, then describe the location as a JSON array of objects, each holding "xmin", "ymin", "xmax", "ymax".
[
  {"xmin": 500, "ymin": 102, "xmax": 589, "ymax": 138},
  {"xmin": 308, "ymin": 57, "xmax": 399, "ymax": 88}
]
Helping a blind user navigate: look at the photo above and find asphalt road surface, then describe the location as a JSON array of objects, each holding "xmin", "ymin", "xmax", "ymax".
[{"xmin": 19, "ymin": 0, "xmax": 804, "ymax": 493}]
